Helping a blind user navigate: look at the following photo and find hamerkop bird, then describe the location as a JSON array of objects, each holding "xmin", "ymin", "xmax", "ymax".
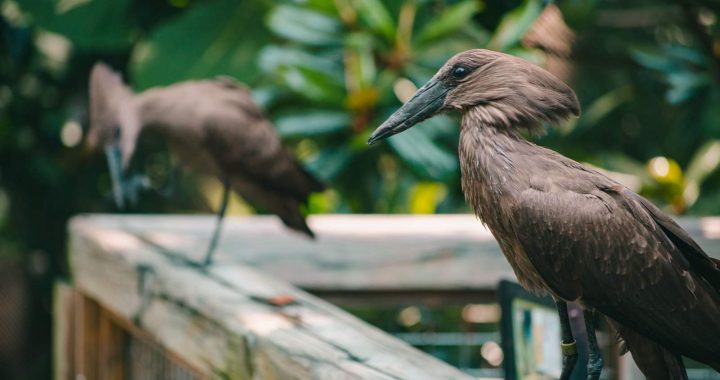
[
  {"xmin": 87, "ymin": 63, "xmax": 325, "ymax": 266},
  {"xmin": 369, "ymin": 49, "xmax": 720, "ymax": 379}
]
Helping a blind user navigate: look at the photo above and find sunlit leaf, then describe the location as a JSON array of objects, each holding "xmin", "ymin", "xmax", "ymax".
[
  {"xmin": 580, "ymin": 85, "xmax": 633, "ymax": 128},
  {"xmin": 305, "ymin": 146, "xmax": 354, "ymax": 180},
  {"xmin": 258, "ymin": 45, "xmax": 341, "ymax": 77},
  {"xmin": 346, "ymin": 32, "xmax": 377, "ymax": 88},
  {"xmin": 415, "ymin": 33, "xmax": 487, "ymax": 67},
  {"xmin": 416, "ymin": 0, "xmax": 482, "ymax": 44},
  {"xmin": 130, "ymin": 0, "xmax": 269, "ymax": 89},
  {"xmin": 663, "ymin": 45, "xmax": 708, "ymax": 66},
  {"xmin": 666, "ymin": 71, "xmax": 709, "ymax": 104},
  {"xmin": 630, "ymin": 48, "xmax": 680, "ymax": 73},
  {"xmin": 19, "ymin": 0, "xmax": 133, "ymax": 49},
  {"xmin": 277, "ymin": 66, "xmax": 345, "ymax": 105},
  {"xmin": 388, "ymin": 125, "xmax": 458, "ymax": 181},
  {"xmin": 354, "ymin": 0, "xmax": 395, "ymax": 41},
  {"xmin": 267, "ymin": 5, "xmax": 342, "ymax": 46},
  {"xmin": 685, "ymin": 140, "xmax": 720, "ymax": 185},
  {"xmin": 684, "ymin": 141, "xmax": 720, "ymax": 208},
  {"xmin": 409, "ymin": 182, "xmax": 448, "ymax": 214},
  {"xmin": 275, "ymin": 110, "xmax": 350, "ymax": 137},
  {"xmin": 487, "ymin": 0, "xmax": 542, "ymax": 51}
]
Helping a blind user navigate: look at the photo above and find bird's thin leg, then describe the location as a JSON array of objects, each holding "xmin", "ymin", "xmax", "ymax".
[
  {"xmin": 556, "ymin": 300, "xmax": 578, "ymax": 380},
  {"xmin": 201, "ymin": 178, "xmax": 230, "ymax": 267},
  {"xmin": 583, "ymin": 309, "xmax": 604, "ymax": 380},
  {"xmin": 159, "ymin": 156, "xmax": 180, "ymax": 198}
]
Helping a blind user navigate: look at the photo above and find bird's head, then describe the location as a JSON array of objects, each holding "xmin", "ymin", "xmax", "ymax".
[
  {"xmin": 368, "ymin": 49, "xmax": 580, "ymax": 144},
  {"xmin": 87, "ymin": 62, "xmax": 139, "ymax": 209}
]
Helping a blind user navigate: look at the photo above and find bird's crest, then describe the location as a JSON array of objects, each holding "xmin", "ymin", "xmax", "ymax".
[
  {"xmin": 87, "ymin": 62, "xmax": 134, "ymax": 149},
  {"xmin": 442, "ymin": 49, "xmax": 580, "ymax": 133}
]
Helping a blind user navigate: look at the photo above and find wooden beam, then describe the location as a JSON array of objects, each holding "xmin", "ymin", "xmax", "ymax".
[
  {"xmin": 76, "ymin": 214, "xmax": 720, "ymax": 292},
  {"xmin": 53, "ymin": 282, "xmax": 75, "ymax": 380},
  {"xmin": 68, "ymin": 215, "xmax": 474, "ymax": 379}
]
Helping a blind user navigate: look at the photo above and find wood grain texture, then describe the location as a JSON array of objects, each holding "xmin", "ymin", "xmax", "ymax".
[
  {"xmin": 53, "ymin": 283, "xmax": 75, "ymax": 380},
  {"xmin": 75, "ymin": 214, "xmax": 720, "ymax": 291},
  {"xmin": 68, "ymin": 214, "xmax": 477, "ymax": 379}
]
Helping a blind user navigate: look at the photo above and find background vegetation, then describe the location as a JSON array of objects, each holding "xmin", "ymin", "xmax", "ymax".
[{"xmin": 2, "ymin": 0, "xmax": 720, "ymax": 377}]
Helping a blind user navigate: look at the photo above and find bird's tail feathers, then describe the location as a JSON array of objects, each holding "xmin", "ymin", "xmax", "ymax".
[
  {"xmin": 611, "ymin": 319, "xmax": 688, "ymax": 380},
  {"xmin": 275, "ymin": 199, "xmax": 315, "ymax": 239},
  {"xmin": 298, "ymin": 164, "xmax": 326, "ymax": 194}
]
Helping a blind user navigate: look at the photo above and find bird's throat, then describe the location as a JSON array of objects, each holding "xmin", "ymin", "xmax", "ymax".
[{"xmin": 459, "ymin": 108, "xmax": 528, "ymax": 226}]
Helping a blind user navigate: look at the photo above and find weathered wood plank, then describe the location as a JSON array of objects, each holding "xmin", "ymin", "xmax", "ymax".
[
  {"xmin": 69, "ymin": 215, "xmax": 474, "ymax": 379},
  {"xmin": 79, "ymin": 214, "xmax": 720, "ymax": 292},
  {"xmin": 75, "ymin": 292, "xmax": 100, "ymax": 380},
  {"xmin": 53, "ymin": 282, "xmax": 75, "ymax": 380},
  {"xmin": 98, "ymin": 308, "xmax": 125, "ymax": 380}
]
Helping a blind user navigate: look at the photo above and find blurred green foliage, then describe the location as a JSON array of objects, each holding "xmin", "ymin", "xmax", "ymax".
[
  {"xmin": 3, "ymin": 0, "xmax": 720, "ymax": 377},
  {"xmin": 257, "ymin": 0, "xmax": 560, "ymax": 214}
]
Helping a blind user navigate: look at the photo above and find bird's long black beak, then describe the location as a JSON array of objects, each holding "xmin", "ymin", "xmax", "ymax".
[
  {"xmin": 368, "ymin": 79, "xmax": 449, "ymax": 145},
  {"xmin": 104, "ymin": 144, "xmax": 126, "ymax": 209}
]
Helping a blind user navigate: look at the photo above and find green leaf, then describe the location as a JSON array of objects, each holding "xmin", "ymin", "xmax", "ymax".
[
  {"xmin": 277, "ymin": 66, "xmax": 346, "ymax": 105},
  {"xmin": 130, "ymin": 0, "xmax": 270, "ymax": 89},
  {"xmin": 388, "ymin": 124, "xmax": 458, "ymax": 181},
  {"xmin": 354, "ymin": 0, "xmax": 395, "ymax": 41},
  {"xmin": 275, "ymin": 110, "xmax": 350, "ymax": 138},
  {"xmin": 306, "ymin": 146, "xmax": 353, "ymax": 180},
  {"xmin": 346, "ymin": 32, "xmax": 377, "ymax": 87},
  {"xmin": 19, "ymin": 0, "xmax": 133, "ymax": 49},
  {"xmin": 413, "ymin": 33, "xmax": 487, "ymax": 68},
  {"xmin": 416, "ymin": 0, "xmax": 482, "ymax": 44},
  {"xmin": 701, "ymin": 89, "xmax": 720, "ymax": 136},
  {"xmin": 666, "ymin": 71, "xmax": 709, "ymax": 104},
  {"xmin": 663, "ymin": 45, "xmax": 708, "ymax": 66},
  {"xmin": 683, "ymin": 140, "xmax": 720, "ymax": 207},
  {"xmin": 487, "ymin": 0, "xmax": 542, "ymax": 51},
  {"xmin": 599, "ymin": 153, "xmax": 654, "ymax": 187},
  {"xmin": 267, "ymin": 5, "xmax": 342, "ymax": 46},
  {"xmin": 581, "ymin": 85, "xmax": 633, "ymax": 127},
  {"xmin": 685, "ymin": 140, "xmax": 720, "ymax": 185},
  {"xmin": 630, "ymin": 48, "xmax": 680, "ymax": 73},
  {"xmin": 258, "ymin": 45, "xmax": 343, "ymax": 81}
]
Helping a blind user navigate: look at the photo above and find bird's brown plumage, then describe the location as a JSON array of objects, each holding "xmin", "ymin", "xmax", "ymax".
[
  {"xmin": 88, "ymin": 63, "xmax": 324, "ymax": 237},
  {"xmin": 369, "ymin": 49, "xmax": 720, "ymax": 375}
]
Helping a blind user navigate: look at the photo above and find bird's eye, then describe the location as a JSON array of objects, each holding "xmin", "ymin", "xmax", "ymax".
[
  {"xmin": 113, "ymin": 125, "xmax": 121, "ymax": 141},
  {"xmin": 452, "ymin": 65, "xmax": 469, "ymax": 79}
]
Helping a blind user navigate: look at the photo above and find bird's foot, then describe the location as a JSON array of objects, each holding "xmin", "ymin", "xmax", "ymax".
[
  {"xmin": 132, "ymin": 264, "xmax": 156, "ymax": 326},
  {"xmin": 586, "ymin": 353, "xmax": 603, "ymax": 380},
  {"xmin": 560, "ymin": 339, "xmax": 578, "ymax": 380},
  {"xmin": 583, "ymin": 308, "xmax": 604, "ymax": 380},
  {"xmin": 200, "ymin": 251, "xmax": 214, "ymax": 269},
  {"xmin": 124, "ymin": 173, "xmax": 151, "ymax": 207}
]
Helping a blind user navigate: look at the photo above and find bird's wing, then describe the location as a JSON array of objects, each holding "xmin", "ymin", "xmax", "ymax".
[
  {"xmin": 629, "ymin": 192, "xmax": 720, "ymax": 290},
  {"xmin": 201, "ymin": 81, "xmax": 325, "ymax": 202},
  {"xmin": 509, "ymin": 182, "xmax": 720, "ymax": 362},
  {"xmin": 510, "ymin": 183, "xmax": 694, "ymax": 309}
]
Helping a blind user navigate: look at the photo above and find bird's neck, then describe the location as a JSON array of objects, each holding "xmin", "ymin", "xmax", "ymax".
[
  {"xmin": 459, "ymin": 107, "xmax": 532, "ymax": 225},
  {"xmin": 134, "ymin": 88, "xmax": 171, "ymax": 131}
]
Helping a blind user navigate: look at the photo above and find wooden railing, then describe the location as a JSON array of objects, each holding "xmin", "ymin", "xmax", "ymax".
[{"xmin": 56, "ymin": 214, "xmax": 720, "ymax": 379}]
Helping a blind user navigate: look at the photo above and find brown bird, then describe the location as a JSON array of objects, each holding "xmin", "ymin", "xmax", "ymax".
[
  {"xmin": 87, "ymin": 63, "xmax": 325, "ymax": 266},
  {"xmin": 368, "ymin": 49, "xmax": 720, "ymax": 379}
]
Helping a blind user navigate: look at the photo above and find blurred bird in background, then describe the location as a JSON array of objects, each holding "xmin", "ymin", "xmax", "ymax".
[
  {"xmin": 87, "ymin": 63, "xmax": 325, "ymax": 266},
  {"xmin": 369, "ymin": 49, "xmax": 720, "ymax": 379}
]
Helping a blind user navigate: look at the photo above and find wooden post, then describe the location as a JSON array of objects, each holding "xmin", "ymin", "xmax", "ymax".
[
  {"xmin": 97, "ymin": 308, "xmax": 125, "ymax": 380},
  {"xmin": 53, "ymin": 283, "xmax": 75, "ymax": 380},
  {"xmin": 62, "ymin": 214, "xmax": 720, "ymax": 380},
  {"xmin": 66, "ymin": 214, "xmax": 476, "ymax": 379}
]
